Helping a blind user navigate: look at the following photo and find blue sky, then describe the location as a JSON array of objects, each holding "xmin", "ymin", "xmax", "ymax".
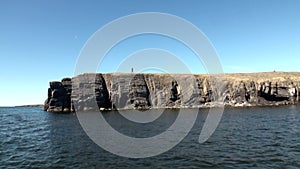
[{"xmin": 0, "ymin": 0, "xmax": 299, "ymax": 106}]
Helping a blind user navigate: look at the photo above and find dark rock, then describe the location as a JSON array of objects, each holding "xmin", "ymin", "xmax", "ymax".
[
  {"xmin": 44, "ymin": 78, "xmax": 73, "ymax": 113},
  {"xmin": 50, "ymin": 81, "xmax": 62, "ymax": 90},
  {"xmin": 94, "ymin": 74, "xmax": 111, "ymax": 109},
  {"xmin": 170, "ymin": 80, "xmax": 179, "ymax": 102}
]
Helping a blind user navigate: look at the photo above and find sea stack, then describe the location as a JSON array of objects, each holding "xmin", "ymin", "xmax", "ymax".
[{"xmin": 44, "ymin": 78, "xmax": 72, "ymax": 113}]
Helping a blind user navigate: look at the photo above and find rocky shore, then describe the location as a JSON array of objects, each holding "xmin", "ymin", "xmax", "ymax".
[{"xmin": 44, "ymin": 72, "xmax": 300, "ymax": 113}]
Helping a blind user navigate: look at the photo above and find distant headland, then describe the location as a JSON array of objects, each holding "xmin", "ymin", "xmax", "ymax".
[
  {"xmin": 15, "ymin": 104, "xmax": 43, "ymax": 107},
  {"xmin": 44, "ymin": 72, "xmax": 300, "ymax": 113}
]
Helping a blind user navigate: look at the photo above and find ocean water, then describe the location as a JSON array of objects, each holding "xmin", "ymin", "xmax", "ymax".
[{"xmin": 0, "ymin": 106, "xmax": 299, "ymax": 168}]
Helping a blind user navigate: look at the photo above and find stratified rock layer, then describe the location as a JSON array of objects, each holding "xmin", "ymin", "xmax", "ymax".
[{"xmin": 44, "ymin": 72, "xmax": 300, "ymax": 112}]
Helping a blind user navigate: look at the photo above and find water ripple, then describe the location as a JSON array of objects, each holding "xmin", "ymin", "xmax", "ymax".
[{"xmin": 0, "ymin": 106, "xmax": 299, "ymax": 168}]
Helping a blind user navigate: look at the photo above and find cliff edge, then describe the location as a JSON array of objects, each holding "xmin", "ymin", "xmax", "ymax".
[{"xmin": 44, "ymin": 72, "xmax": 300, "ymax": 112}]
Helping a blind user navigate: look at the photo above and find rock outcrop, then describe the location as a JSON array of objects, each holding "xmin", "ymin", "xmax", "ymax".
[
  {"xmin": 44, "ymin": 78, "xmax": 72, "ymax": 112},
  {"xmin": 44, "ymin": 72, "xmax": 300, "ymax": 112}
]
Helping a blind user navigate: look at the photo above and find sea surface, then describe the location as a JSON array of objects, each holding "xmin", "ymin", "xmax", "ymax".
[{"xmin": 0, "ymin": 106, "xmax": 300, "ymax": 168}]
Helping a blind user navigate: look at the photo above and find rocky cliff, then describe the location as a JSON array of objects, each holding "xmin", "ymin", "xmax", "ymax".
[{"xmin": 44, "ymin": 72, "xmax": 300, "ymax": 112}]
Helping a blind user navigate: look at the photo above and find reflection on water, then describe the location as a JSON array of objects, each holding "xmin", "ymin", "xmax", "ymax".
[
  {"xmin": 103, "ymin": 109, "xmax": 179, "ymax": 138},
  {"xmin": 0, "ymin": 106, "xmax": 299, "ymax": 168}
]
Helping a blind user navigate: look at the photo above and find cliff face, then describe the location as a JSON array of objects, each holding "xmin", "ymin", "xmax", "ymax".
[{"xmin": 44, "ymin": 72, "xmax": 300, "ymax": 112}]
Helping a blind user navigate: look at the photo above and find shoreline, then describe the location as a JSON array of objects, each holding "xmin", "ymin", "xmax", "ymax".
[
  {"xmin": 76, "ymin": 101, "xmax": 300, "ymax": 112},
  {"xmin": 15, "ymin": 104, "xmax": 43, "ymax": 107}
]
